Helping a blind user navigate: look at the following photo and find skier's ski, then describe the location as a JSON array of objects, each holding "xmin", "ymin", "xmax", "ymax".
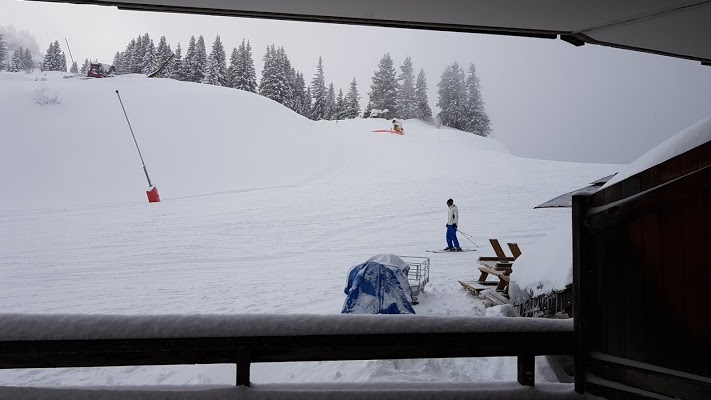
[
  {"xmin": 426, "ymin": 249, "xmax": 477, "ymax": 253},
  {"xmin": 371, "ymin": 129, "xmax": 405, "ymax": 135}
]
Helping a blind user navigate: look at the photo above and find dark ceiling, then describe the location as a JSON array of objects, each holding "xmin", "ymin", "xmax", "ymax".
[{"xmin": 29, "ymin": 0, "xmax": 711, "ymax": 65}]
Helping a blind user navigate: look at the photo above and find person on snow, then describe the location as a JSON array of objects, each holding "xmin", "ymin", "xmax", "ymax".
[
  {"xmin": 444, "ymin": 198, "xmax": 462, "ymax": 251},
  {"xmin": 392, "ymin": 119, "xmax": 403, "ymax": 133}
]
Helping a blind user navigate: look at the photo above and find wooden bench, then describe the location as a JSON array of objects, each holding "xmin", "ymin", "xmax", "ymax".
[
  {"xmin": 476, "ymin": 240, "xmax": 522, "ymax": 296},
  {"xmin": 458, "ymin": 240, "xmax": 522, "ymax": 299}
]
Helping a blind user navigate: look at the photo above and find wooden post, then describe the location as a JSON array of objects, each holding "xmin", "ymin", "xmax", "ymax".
[
  {"xmin": 236, "ymin": 348, "xmax": 251, "ymax": 387},
  {"xmin": 572, "ymin": 193, "xmax": 590, "ymax": 394}
]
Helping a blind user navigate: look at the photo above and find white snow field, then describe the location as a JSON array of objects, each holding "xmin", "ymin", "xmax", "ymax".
[{"xmin": 0, "ymin": 71, "xmax": 618, "ymax": 395}]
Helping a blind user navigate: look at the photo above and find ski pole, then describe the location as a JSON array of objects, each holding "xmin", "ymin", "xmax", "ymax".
[
  {"xmin": 116, "ymin": 90, "xmax": 153, "ymax": 187},
  {"xmin": 455, "ymin": 228, "xmax": 479, "ymax": 247}
]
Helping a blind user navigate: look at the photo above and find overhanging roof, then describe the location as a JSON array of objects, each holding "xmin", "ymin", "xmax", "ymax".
[{"xmin": 29, "ymin": 0, "xmax": 711, "ymax": 65}]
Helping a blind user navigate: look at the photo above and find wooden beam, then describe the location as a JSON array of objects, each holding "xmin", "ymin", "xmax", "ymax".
[
  {"xmin": 587, "ymin": 352, "xmax": 711, "ymax": 399},
  {"xmin": 586, "ymin": 166, "xmax": 711, "ymax": 233}
]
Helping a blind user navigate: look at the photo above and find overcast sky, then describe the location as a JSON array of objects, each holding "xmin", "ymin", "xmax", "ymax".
[{"xmin": 2, "ymin": 0, "xmax": 711, "ymax": 164}]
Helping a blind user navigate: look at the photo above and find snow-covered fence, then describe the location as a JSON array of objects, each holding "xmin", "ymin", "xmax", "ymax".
[{"xmin": 0, "ymin": 314, "xmax": 573, "ymax": 388}]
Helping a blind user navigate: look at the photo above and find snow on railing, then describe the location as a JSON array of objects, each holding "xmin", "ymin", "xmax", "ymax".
[{"xmin": 0, "ymin": 314, "xmax": 573, "ymax": 387}]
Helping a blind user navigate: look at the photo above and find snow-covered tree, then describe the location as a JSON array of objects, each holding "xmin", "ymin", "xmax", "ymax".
[
  {"xmin": 437, "ymin": 62, "xmax": 467, "ymax": 130},
  {"xmin": 304, "ymin": 86, "xmax": 313, "ymax": 116},
  {"xmin": 155, "ymin": 36, "xmax": 171, "ymax": 70},
  {"xmin": 228, "ymin": 39, "xmax": 257, "ymax": 92},
  {"xmin": 23, "ymin": 48, "xmax": 34, "ymax": 73},
  {"xmin": 8, "ymin": 47, "xmax": 23, "ymax": 72},
  {"xmin": 130, "ymin": 35, "xmax": 143, "ymax": 73},
  {"xmin": 368, "ymin": 53, "xmax": 399, "ymax": 118},
  {"xmin": 334, "ymin": 89, "xmax": 345, "ymax": 120},
  {"xmin": 112, "ymin": 51, "xmax": 121, "ymax": 74},
  {"xmin": 324, "ymin": 82, "xmax": 335, "ymax": 120},
  {"xmin": 464, "ymin": 63, "xmax": 491, "ymax": 137},
  {"xmin": 192, "ymin": 35, "xmax": 207, "ymax": 83},
  {"xmin": 291, "ymin": 71, "xmax": 309, "ymax": 117},
  {"xmin": 119, "ymin": 39, "xmax": 134, "ymax": 73},
  {"xmin": 203, "ymin": 35, "xmax": 227, "ymax": 86},
  {"xmin": 170, "ymin": 42, "xmax": 183, "ymax": 80},
  {"xmin": 42, "ymin": 41, "xmax": 64, "ymax": 71},
  {"xmin": 80, "ymin": 58, "xmax": 89, "ymax": 74},
  {"xmin": 142, "ymin": 39, "xmax": 156, "ymax": 75},
  {"xmin": 396, "ymin": 56, "xmax": 417, "ymax": 119},
  {"xmin": 226, "ymin": 47, "xmax": 238, "ymax": 88},
  {"xmin": 259, "ymin": 45, "xmax": 277, "ymax": 97},
  {"xmin": 310, "ymin": 56, "xmax": 327, "ymax": 120},
  {"xmin": 414, "ymin": 69, "xmax": 432, "ymax": 121},
  {"xmin": 343, "ymin": 78, "xmax": 361, "ymax": 119},
  {"xmin": 69, "ymin": 60, "xmax": 78, "ymax": 74},
  {"xmin": 183, "ymin": 36, "xmax": 196, "ymax": 81},
  {"xmin": 259, "ymin": 45, "xmax": 294, "ymax": 107},
  {"xmin": 0, "ymin": 33, "xmax": 7, "ymax": 71}
]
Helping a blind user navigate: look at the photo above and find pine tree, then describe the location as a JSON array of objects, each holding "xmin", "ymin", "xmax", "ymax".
[
  {"xmin": 155, "ymin": 36, "xmax": 171, "ymax": 69},
  {"xmin": 368, "ymin": 53, "xmax": 399, "ymax": 118},
  {"xmin": 42, "ymin": 41, "xmax": 64, "ymax": 71},
  {"xmin": 142, "ymin": 39, "xmax": 156, "ymax": 74},
  {"xmin": 325, "ymin": 83, "xmax": 335, "ymax": 120},
  {"xmin": 259, "ymin": 45, "xmax": 277, "ymax": 98},
  {"xmin": 437, "ymin": 62, "xmax": 467, "ymax": 130},
  {"xmin": 396, "ymin": 56, "xmax": 416, "ymax": 119},
  {"xmin": 464, "ymin": 63, "xmax": 491, "ymax": 137},
  {"xmin": 171, "ymin": 42, "xmax": 183, "ymax": 80},
  {"xmin": 304, "ymin": 87, "xmax": 313, "ymax": 116},
  {"xmin": 414, "ymin": 69, "xmax": 432, "ymax": 121},
  {"xmin": 121, "ymin": 39, "xmax": 135, "ymax": 73},
  {"xmin": 192, "ymin": 35, "xmax": 207, "ymax": 83},
  {"xmin": 8, "ymin": 47, "xmax": 23, "ymax": 72},
  {"xmin": 183, "ymin": 36, "xmax": 196, "ymax": 81},
  {"xmin": 258, "ymin": 45, "xmax": 293, "ymax": 106},
  {"xmin": 334, "ymin": 89, "xmax": 345, "ymax": 120},
  {"xmin": 230, "ymin": 39, "xmax": 257, "ymax": 92},
  {"xmin": 80, "ymin": 58, "xmax": 90, "ymax": 74},
  {"xmin": 291, "ymin": 71, "xmax": 308, "ymax": 116},
  {"xmin": 203, "ymin": 35, "xmax": 227, "ymax": 85},
  {"xmin": 112, "ymin": 51, "xmax": 121, "ymax": 74},
  {"xmin": 278, "ymin": 48, "xmax": 296, "ymax": 109},
  {"xmin": 131, "ymin": 35, "xmax": 143, "ymax": 73},
  {"xmin": 226, "ymin": 47, "xmax": 239, "ymax": 88},
  {"xmin": 0, "ymin": 33, "xmax": 7, "ymax": 71},
  {"xmin": 310, "ymin": 56, "xmax": 327, "ymax": 120},
  {"xmin": 344, "ymin": 78, "xmax": 361, "ymax": 119},
  {"xmin": 23, "ymin": 48, "xmax": 34, "ymax": 73},
  {"xmin": 69, "ymin": 61, "xmax": 78, "ymax": 73}
]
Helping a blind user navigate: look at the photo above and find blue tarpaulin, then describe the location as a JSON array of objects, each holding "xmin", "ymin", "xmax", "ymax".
[{"xmin": 341, "ymin": 254, "xmax": 415, "ymax": 314}]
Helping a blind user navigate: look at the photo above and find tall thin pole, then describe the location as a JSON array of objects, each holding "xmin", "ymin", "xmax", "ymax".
[
  {"xmin": 115, "ymin": 90, "xmax": 153, "ymax": 187},
  {"xmin": 64, "ymin": 38, "xmax": 75, "ymax": 65}
]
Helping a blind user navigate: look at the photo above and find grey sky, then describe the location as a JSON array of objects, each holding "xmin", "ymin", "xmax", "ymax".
[{"xmin": 2, "ymin": 0, "xmax": 711, "ymax": 164}]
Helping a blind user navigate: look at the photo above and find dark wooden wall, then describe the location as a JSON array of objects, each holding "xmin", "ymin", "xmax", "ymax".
[{"xmin": 574, "ymin": 140, "xmax": 711, "ymax": 399}]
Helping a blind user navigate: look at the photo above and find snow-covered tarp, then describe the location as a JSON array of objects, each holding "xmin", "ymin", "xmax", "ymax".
[
  {"xmin": 342, "ymin": 254, "xmax": 415, "ymax": 314},
  {"xmin": 603, "ymin": 115, "xmax": 711, "ymax": 188}
]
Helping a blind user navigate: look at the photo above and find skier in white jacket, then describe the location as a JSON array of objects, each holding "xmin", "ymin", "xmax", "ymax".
[{"xmin": 444, "ymin": 199, "xmax": 462, "ymax": 251}]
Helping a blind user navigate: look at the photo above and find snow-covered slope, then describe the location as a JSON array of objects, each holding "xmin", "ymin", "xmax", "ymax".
[{"xmin": 0, "ymin": 71, "xmax": 618, "ymax": 387}]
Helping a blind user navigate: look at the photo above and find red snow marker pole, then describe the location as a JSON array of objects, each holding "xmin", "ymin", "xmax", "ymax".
[{"xmin": 115, "ymin": 90, "xmax": 160, "ymax": 203}]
